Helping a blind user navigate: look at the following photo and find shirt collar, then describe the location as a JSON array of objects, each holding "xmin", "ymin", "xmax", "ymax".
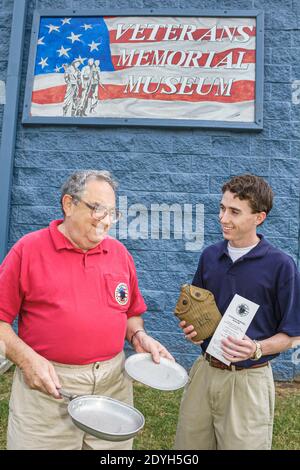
[
  {"xmin": 218, "ymin": 234, "xmax": 270, "ymax": 260},
  {"xmin": 49, "ymin": 220, "xmax": 108, "ymax": 254}
]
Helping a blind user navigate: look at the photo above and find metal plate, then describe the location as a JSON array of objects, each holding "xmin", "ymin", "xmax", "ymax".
[
  {"xmin": 68, "ymin": 395, "xmax": 144, "ymax": 442},
  {"xmin": 125, "ymin": 353, "xmax": 189, "ymax": 391},
  {"xmin": 0, "ymin": 359, "xmax": 13, "ymax": 375}
]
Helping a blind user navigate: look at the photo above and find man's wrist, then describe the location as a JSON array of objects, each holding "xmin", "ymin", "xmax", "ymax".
[
  {"xmin": 14, "ymin": 347, "xmax": 36, "ymax": 370},
  {"xmin": 250, "ymin": 340, "xmax": 263, "ymax": 360},
  {"xmin": 130, "ymin": 329, "xmax": 146, "ymax": 345},
  {"xmin": 250, "ymin": 340, "xmax": 256, "ymax": 359}
]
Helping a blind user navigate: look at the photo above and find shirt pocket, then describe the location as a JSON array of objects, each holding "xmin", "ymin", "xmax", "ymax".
[{"xmin": 104, "ymin": 273, "xmax": 130, "ymax": 311}]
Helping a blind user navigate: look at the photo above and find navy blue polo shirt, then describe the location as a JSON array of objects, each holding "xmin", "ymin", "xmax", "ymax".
[{"xmin": 192, "ymin": 235, "xmax": 300, "ymax": 368}]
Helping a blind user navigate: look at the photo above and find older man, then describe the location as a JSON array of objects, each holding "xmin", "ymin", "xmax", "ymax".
[{"xmin": 0, "ymin": 170, "xmax": 172, "ymax": 450}]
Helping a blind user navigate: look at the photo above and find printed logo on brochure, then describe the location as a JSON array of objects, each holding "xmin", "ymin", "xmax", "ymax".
[{"xmin": 236, "ymin": 303, "xmax": 250, "ymax": 317}]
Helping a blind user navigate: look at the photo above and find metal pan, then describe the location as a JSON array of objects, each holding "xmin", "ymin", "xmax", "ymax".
[
  {"xmin": 59, "ymin": 389, "xmax": 145, "ymax": 442},
  {"xmin": 0, "ymin": 358, "xmax": 13, "ymax": 375}
]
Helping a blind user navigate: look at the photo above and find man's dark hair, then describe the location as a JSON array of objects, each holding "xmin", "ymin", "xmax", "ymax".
[{"xmin": 222, "ymin": 174, "xmax": 273, "ymax": 215}]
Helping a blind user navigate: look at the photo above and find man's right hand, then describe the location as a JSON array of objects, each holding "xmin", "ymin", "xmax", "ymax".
[
  {"xmin": 179, "ymin": 320, "xmax": 204, "ymax": 345},
  {"xmin": 19, "ymin": 352, "xmax": 62, "ymax": 399}
]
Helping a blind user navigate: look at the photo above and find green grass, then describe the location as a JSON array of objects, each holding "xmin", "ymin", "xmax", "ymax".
[
  {"xmin": 133, "ymin": 383, "xmax": 183, "ymax": 450},
  {"xmin": 272, "ymin": 384, "xmax": 300, "ymax": 450},
  {"xmin": 1, "ymin": 369, "xmax": 300, "ymax": 450},
  {"xmin": 0, "ymin": 368, "xmax": 13, "ymax": 450}
]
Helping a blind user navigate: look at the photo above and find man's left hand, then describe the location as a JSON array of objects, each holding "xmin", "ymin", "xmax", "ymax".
[
  {"xmin": 132, "ymin": 331, "xmax": 174, "ymax": 364},
  {"xmin": 221, "ymin": 335, "xmax": 256, "ymax": 362}
]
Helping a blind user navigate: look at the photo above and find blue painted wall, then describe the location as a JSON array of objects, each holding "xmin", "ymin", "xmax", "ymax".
[{"xmin": 1, "ymin": 0, "xmax": 300, "ymax": 380}]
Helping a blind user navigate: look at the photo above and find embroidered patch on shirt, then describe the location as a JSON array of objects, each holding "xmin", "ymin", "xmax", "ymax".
[{"xmin": 115, "ymin": 283, "xmax": 129, "ymax": 305}]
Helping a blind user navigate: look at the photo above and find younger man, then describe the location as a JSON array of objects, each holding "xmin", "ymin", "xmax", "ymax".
[{"xmin": 175, "ymin": 174, "xmax": 300, "ymax": 450}]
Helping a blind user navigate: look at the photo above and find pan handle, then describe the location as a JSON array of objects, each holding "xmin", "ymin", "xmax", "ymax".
[{"xmin": 58, "ymin": 388, "xmax": 77, "ymax": 401}]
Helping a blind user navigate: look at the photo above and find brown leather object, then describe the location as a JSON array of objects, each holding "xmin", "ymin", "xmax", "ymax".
[
  {"xmin": 204, "ymin": 353, "xmax": 269, "ymax": 371},
  {"xmin": 174, "ymin": 284, "xmax": 222, "ymax": 342}
]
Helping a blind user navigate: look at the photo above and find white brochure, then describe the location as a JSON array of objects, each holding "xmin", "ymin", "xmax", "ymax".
[{"xmin": 206, "ymin": 294, "xmax": 260, "ymax": 365}]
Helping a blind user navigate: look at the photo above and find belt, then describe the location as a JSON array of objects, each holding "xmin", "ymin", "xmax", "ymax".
[{"xmin": 204, "ymin": 352, "xmax": 269, "ymax": 371}]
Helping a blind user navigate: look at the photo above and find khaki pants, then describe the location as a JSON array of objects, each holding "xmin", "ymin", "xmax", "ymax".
[
  {"xmin": 175, "ymin": 355, "xmax": 275, "ymax": 450},
  {"xmin": 7, "ymin": 352, "xmax": 133, "ymax": 450}
]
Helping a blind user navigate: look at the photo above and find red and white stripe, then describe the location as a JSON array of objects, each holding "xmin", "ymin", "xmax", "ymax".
[{"xmin": 31, "ymin": 16, "xmax": 256, "ymax": 122}]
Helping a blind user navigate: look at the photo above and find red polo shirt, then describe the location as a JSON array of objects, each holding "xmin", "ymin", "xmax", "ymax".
[{"xmin": 0, "ymin": 220, "xmax": 147, "ymax": 364}]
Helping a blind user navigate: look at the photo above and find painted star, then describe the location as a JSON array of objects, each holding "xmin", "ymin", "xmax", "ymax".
[
  {"xmin": 88, "ymin": 40, "xmax": 101, "ymax": 52},
  {"xmin": 46, "ymin": 24, "xmax": 60, "ymax": 34},
  {"xmin": 54, "ymin": 65, "xmax": 61, "ymax": 72},
  {"xmin": 81, "ymin": 24, "xmax": 92, "ymax": 31},
  {"xmin": 37, "ymin": 36, "xmax": 45, "ymax": 45},
  {"xmin": 67, "ymin": 32, "xmax": 82, "ymax": 43},
  {"xmin": 74, "ymin": 55, "xmax": 86, "ymax": 65},
  {"xmin": 57, "ymin": 46, "xmax": 71, "ymax": 58},
  {"xmin": 61, "ymin": 18, "xmax": 71, "ymax": 25},
  {"xmin": 38, "ymin": 57, "xmax": 48, "ymax": 69}
]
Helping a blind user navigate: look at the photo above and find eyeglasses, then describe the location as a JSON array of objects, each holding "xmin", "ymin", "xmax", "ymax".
[{"xmin": 73, "ymin": 197, "xmax": 121, "ymax": 223}]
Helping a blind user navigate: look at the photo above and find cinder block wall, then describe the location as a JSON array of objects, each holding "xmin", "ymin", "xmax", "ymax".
[{"xmin": 1, "ymin": 0, "xmax": 300, "ymax": 380}]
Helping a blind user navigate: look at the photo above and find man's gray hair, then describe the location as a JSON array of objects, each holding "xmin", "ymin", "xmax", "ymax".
[{"xmin": 60, "ymin": 170, "xmax": 118, "ymax": 212}]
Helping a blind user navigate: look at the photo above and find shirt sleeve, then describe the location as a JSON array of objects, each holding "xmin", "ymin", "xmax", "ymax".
[
  {"xmin": 126, "ymin": 252, "xmax": 147, "ymax": 318},
  {"xmin": 192, "ymin": 253, "xmax": 205, "ymax": 288},
  {"xmin": 0, "ymin": 246, "xmax": 24, "ymax": 324},
  {"xmin": 276, "ymin": 260, "xmax": 300, "ymax": 336}
]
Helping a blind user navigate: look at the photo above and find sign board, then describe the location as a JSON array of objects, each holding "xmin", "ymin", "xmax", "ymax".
[{"xmin": 22, "ymin": 9, "xmax": 264, "ymax": 129}]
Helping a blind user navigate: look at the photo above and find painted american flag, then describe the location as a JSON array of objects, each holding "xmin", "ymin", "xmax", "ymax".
[{"xmin": 31, "ymin": 16, "xmax": 256, "ymax": 121}]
